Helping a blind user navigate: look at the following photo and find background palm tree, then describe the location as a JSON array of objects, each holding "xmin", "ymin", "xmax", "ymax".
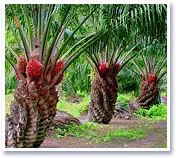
[
  {"xmin": 5, "ymin": 4, "xmax": 107, "ymax": 148},
  {"xmin": 132, "ymin": 43, "xmax": 167, "ymax": 109},
  {"xmin": 86, "ymin": 4, "xmax": 167, "ymax": 124}
]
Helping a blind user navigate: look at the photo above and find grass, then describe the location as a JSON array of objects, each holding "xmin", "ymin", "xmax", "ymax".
[
  {"xmin": 116, "ymin": 93, "xmax": 136, "ymax": 109},
  {"xmin": 117, "ymin": 93, "xmax": 136, "ymax": 102},
  {"xmin": 133, "ymin": 104, "xmax": 167, "ymax": 121},
  {"xmin": 161, "ymin": 143, "xmax": 167, "ymax": 148},
  {"xmin": 103, "ymin": 128, "xmax": 144, "ymax": 142},
  {"xmin": 5, "ymin": 92, "xmax": 90, "ymax": 117},
  {"xmin": 56, "ymin": 95, "xmax": 90, "ymax": 117},
  {"xmin": 56, "ymin": 122, "xmax": 145, "ymax": 143},
  {"xmin": 5, "ymin": 93, "xmax": 14, "ymax": 114}
]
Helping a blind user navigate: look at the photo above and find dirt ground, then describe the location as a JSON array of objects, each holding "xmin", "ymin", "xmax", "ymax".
[
  {"xmin": 5, "ymin": 93, "xmax": 167, "ymax": 148},
  {"xmin": 40, "ymin": 116, "xmax": 167, "ymax": 148}
]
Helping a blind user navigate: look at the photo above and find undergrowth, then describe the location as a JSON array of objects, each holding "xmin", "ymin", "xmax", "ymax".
[
  {"xmin": 56, "ymin": 122, "xmax": 145, "ymax": 143},
  {"xmin": 117, "ymin": 94, "xmax": 129, "ymax": 102},
  {"xmin": 56, "ymin": 95, "xmax": 90, "ymax": 117},
  {"xmin": 116, "ymin": 93, "xmax": 136, "ymax": 109},
  {"xmin": 133, "ymin": 104, "xmax": 167, "ymax": 121},
  {"xmin": 5, "ymin": 93, "xmax": 14, "ymax": 115}
]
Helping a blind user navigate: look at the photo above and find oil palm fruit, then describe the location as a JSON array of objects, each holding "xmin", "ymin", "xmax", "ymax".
[
  {"xmin": 148, "ymin": 74, "xmax": 155, "ymax": 83},
  {"xmin": 17, "ymin": 55, "xmax": 27, "ymax": 73},
  {"xmin": 26, "ymin": 59, "xmax": 43, "ymax": 77}
]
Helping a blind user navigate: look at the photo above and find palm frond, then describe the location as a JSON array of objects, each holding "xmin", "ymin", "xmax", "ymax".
[
  {"xmin": 23, "ymin": 5, "xmax": 34, "ymax": 50},
  {"xmin": 9, "ymin": 5, "xmax": 31, "ymax": 61},
  {"xmin": 6, "ymin": 45, "xmax": 19, "ymax": 60}
]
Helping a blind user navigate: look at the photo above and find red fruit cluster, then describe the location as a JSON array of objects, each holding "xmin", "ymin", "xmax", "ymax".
[
  {"xmin": 55, "ymin": 60, "xmax": 64, "ymax": 72},
  {"xmin": 17, "ymin": 55, "xmax": 27, "ymax": 73},
  {"xmin": 99, "ymin": 63, "xmax": 108, "ymax": 74},
  {"xmin": 52, "ymin": 60, "xmax": 64, "ymax": 77},
  {"xmin": 26, "ymin": 59, "xmax": 43, "ymax": 77},
  {"xmin": 148, "ymin": 74, "xmax": 155, "ymax": 82},
  {"xmin": 52, "ymin": 60, "xmax": 64, "ymax": 84},
  {"xmin": 115, "ymin": 63, "xmax": 120, "ymax": 71}
]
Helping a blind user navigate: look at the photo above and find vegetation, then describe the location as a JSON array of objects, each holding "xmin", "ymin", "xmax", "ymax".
[
  {"xmin": 133, "ymin": 104, "xmax": 167, "ymax": 121},
  {"xmin": 56, "ymin": 122, "xmax": 145, "ymax": 143},
  {"xmin": 5, "ymin": 4, "xmax": 167, "ymax": 148},
  {"xmin": 56, "ymin": 95, "xmax": 90, "ymax": 117},
  {"xmin": 86, "ymin": 4, "xmax": 167, "ymax": 124},
  {"xmin": 117, "ymin": 93, "xmax": 133, "ymax": 102},
  {"xmin": 5, "ymin": 5, "xmax": 167, "ymax": 97}
]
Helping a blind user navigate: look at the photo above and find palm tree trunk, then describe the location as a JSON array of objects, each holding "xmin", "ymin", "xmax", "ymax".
[
  {"xmin": 135, "ymin": 80, "xmax": 159, "ymax": 109},
  {"xmin": 5, "ymin": 80, "xmax": 58, "ymax": 148},
  {"xmin": 88, "ymin": 75, "xmax": 118, "ymax": 124}
]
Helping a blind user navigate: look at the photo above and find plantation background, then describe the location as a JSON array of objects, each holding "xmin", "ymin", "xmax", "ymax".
[
  {"xmin": 5, "ymin": 4, "xmax": 167, "ymax": 97},
  {"xmin": 5, "ymin": 4, "xmax": 168, "ymax": 120}
]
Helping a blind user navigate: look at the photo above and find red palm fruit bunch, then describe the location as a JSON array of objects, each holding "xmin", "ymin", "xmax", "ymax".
[
  {"xmin": 51, "ymin": 60, "xmax": 64, "ymax": 84},
  {"xmin": 15, "ymin": 58, "xmax": 43, "ymax": 80},
  {"xmin": 17, "ymin": 55, "xmax": 27, "ymax": 73},
  {"xmin": 15, "ymin": 55, "xmax": 27, "ymax": 80},
  {"xmin": 98, "ymin": 62, "xmax": 121, "ymax": 78},
  {"xmin": 26, "ymin": 58, "xmax": 43, "ymax": 77},
  {"xmin": 115, "ymin": 63, "xmax": 120, "ymax": 71},
  {"xmin": 99, "ymin": 62, "xmax": 108, "ymax": 76},
  {"xmin": 148, "ymin": 74, "xmax": 155, "ymax": 83}
]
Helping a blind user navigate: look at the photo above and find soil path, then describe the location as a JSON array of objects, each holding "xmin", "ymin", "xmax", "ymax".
[{"xmin": 40, "ymin": 116, "xmax": 167, "ymax": 148}]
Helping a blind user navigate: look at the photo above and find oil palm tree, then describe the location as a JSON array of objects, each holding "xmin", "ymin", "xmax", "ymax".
[
  {"xmin": 5, "ymin": 4, "xmax": 107, "ymax": 148},
  {"xmin": 132, "ymin": 43, "xmax": 167, "ymax": 109},
  {"xmin": 87, "ymin": 36, "xmax": 142, "ymax": 124},
  {"xmin": 86, "ymin": 4, "xmax": 167, "ymax": 124}
]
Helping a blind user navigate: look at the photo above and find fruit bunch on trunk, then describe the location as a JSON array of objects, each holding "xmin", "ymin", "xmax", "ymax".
[{"xmin": 5, "ymin": 4, "xmax": 103, "ymax": 148}]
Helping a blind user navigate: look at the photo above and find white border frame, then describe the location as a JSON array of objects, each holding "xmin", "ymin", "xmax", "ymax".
[{"xmin": 1, "ymin": 0, "xmax": 170, "ymax": 152}]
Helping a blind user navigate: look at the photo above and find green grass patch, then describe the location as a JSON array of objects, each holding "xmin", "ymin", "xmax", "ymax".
[
  {"xmin": 116, "ymin": 93, "xmax": 136, "ymax": 109},
  {"xmin": 160, "ymin": 143, "xmax": 167, "ymax": 148},
  {"xmin": 56, "ymin": 122, "xmax": 145, "ymax": 143},
  {"xmin": 133, "ymin": 104, "xmax": 167, "ymax": 121},
  {"xmin": 117, "ymin": 93, "xmax": 131, "ymax": 102},
  {"xmin": 5, "ymin": 93, "xmax": 14, "ymax": 114},
  {"xmin": 161, "ymin": 91, "xmax": 167, "ymax": 97},
  {"xmin": 102, "ymin": 128, "xmax": 144, "ymax": 142},
  {"xmin": 56, "ymin": 122, "xmax": 102, "ymax": 139},
  {"xmin": 56, "ymin": 95, "xmax": 90, "ymax": 117}
]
